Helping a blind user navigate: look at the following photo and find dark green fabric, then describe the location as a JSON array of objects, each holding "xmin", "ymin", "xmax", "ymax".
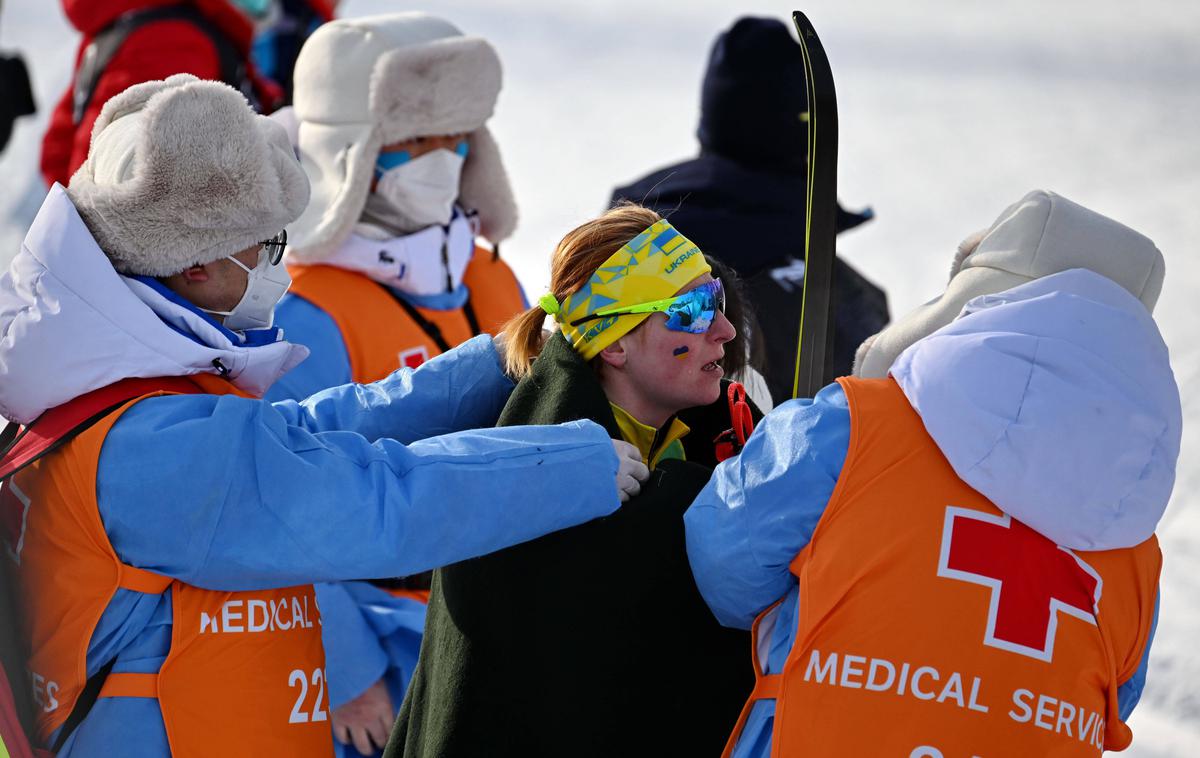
[{"xmin": 389, "ymin": 332, "xmax": 753, "ymax": 758}]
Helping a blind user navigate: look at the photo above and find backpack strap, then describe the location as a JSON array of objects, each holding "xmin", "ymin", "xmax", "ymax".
[
  {"xmin": 72, "ymin": 4, "xmax": 248, "ymax": 125},
  {"xmin": 47, "ymin": 659, "xmax": 116, "ymax": 755},
  {"xmin": 0, "ymin": 377, "xmax": 203, "ymax": 483}
]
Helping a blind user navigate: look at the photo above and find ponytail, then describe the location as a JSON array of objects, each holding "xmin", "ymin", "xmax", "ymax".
[{"xmin": 501, "ymin": 305, "xmax": 551, "ymax": 380}]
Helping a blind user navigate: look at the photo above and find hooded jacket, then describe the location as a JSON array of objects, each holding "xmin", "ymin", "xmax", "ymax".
[
  {"xmin": 0, "ymin": 187, "xmax": 622, "ymax": 756},
  {"xmin": 684, "ymin": 268, "xmax": 1180, "ymax": 756},
  {"xmin": 40, "ymin": 0, "xmax": 283, "ymax": 188}
]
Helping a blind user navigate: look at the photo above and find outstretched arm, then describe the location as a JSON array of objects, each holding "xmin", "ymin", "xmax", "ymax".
[
  {"xmin": 98, "ymin": 390, "xmax": 620, "ymax": 590},
  {"xmin": 271, "ymin": 334, "xmax": 515, "ymax": 443}
]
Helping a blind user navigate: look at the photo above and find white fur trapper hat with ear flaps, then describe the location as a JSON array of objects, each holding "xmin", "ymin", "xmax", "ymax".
[
  {"xmin": 67, "ymin": 74, "xmax": 311, "ymax": 277},
  {"xmin": 853, "ymin": 189, "xmax": 1166, "ymax": 378},
  {"xmin": 286, "ymin": 12, "xmax": 518, "ymax": 264}
]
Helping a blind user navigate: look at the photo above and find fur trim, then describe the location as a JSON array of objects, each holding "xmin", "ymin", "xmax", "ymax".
[
  {"xmin": 460, "ymin": 126, "xmax": 517, "ymax": 242},
  {"xmin": 371, "ymin": 36, "xmax": 501, "ymax": 144},
  {"xmin": 288, "ymin": 14, "xmax": 517, "ymax": 262},
  {"xmin": 67, "ymin": 74, "xmax": 310, "ymax": 276},
  {"xmin": 286, "ymin": 122, "xmax": 381, "ymax": 263},
  {"xmin": 948, "ymin": 228, "xmax": 987, "ymax": 281},
  {"xmin": 853, "ymin": 189, "xmax": 1165, "ymax": 379},
  {"xmin": 850, "ymin": 332, "xmax": 877, "ymax": 378}
]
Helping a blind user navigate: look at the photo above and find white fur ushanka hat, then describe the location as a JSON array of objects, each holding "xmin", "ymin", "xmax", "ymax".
[
  {"xmin": 67, "ymin": 75, "xmax": 311, "ymax": 277},
  {"xmin": 286, "ymin": 12, "xmax": 518, "ymax": 263},
  {"xmin": 853, "ymin": 189, "xmax": 1165, "ymax": 378}
]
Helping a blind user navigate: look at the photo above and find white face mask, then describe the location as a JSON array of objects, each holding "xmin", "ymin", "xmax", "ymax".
[
  {"xmin": 374, "ymin": 149, "xmax": 465, "ymax": 229},
  {"xmin": 202, "ymin": 250, "xmax": 292, "ymax": 331}
]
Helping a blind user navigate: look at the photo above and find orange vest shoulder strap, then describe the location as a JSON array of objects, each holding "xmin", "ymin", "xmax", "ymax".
[{"xmin": 836, "ymin": 375, "xmax": 927, "ymax": 446}]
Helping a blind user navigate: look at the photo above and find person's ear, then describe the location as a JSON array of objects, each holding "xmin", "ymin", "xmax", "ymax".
[
  {"xmin": 597, "ymin": 338, "xmax": 628, "ymax": 370},
  {"xmin": 180, "ymin": 263, "xmax": 211, "ymax": 284}
]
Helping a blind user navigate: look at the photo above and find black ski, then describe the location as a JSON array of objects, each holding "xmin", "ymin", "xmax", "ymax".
[{"xmin": 790, "ymin": 11, "xmax": 839, "ymax": 398}]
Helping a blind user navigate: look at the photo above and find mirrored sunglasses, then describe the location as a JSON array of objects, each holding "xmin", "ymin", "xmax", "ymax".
[{"xmin": 571, "ymin": 278, "xmax": 725, "ymax": 334}]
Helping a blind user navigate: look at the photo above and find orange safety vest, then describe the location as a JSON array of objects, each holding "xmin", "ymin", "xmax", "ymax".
[
  {"xmin": 723, "ymin": 376, "xmax": 1160, "ymax": 758},
  {"xmin": 288, "ymin": 246, "xmax": 526, "ymax": 383},
  {"xmin": 6, "ymin": 375, "xmax": 331, "ymax": 756}
]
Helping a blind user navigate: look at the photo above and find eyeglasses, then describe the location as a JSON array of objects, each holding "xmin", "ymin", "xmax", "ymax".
[
  {"xmin": 260, "ymin": 229, "xmax": 287, "ymax": 265},
  {"xmin": 570, "ymin": 279, "xmax": 725, "ymax": 334}
]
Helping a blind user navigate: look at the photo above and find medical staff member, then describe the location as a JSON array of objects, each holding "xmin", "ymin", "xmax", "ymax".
[
  {"xmin": 0, "ymin": 74, "xmax": 646, "ymax": 758},
  {"xmin": 685, "ymin": 190, "xmax": 1177, "ymax": 757},
  {"xmin": 274, "ymin": 12, "xmax": 526, "ymax": 398},
  {"xmin": 264, "ymin": 15, "xmax": 531, "ymax": 754}
]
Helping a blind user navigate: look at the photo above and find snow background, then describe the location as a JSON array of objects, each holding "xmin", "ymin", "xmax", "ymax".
[{"xmin": 1, "ymin": 0, "xmax": 1196, "ymax": 752}]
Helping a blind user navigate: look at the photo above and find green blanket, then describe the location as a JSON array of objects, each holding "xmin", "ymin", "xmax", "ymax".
[{"xmin": 389, "ymin": 332, "xmax": 753, "ymax": 757}]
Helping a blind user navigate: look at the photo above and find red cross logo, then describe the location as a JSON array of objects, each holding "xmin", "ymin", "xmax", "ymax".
[
  {"xmin": 937, "ymin": 506, "xmax": 1102, "ymax": 661},
  {"xmin": 398, "ymin": 346, "xmax": 430, "ymax": 370}
]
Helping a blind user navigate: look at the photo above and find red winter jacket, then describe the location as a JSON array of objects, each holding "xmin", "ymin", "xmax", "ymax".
[{"xmin": 40, "ymin": 0, "xmax": 285, "ymax": 188}]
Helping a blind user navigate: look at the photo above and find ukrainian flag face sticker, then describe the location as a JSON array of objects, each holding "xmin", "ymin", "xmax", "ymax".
[{"xmin": 559, "ymin": 220, "xmax": 712, "ymax": 360}]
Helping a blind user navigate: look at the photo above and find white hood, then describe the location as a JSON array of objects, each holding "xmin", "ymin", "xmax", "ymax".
[
  {"xmin": 854, "ymin": 190, "xmax": 1165, "ymax": 379},
  {"xmin": 892, "ymin": 269, "xmax": 1181, "ymax": 551},
  {"xmin": 0, "ymin": 186, "xmax": 309, "ymax": 424}
]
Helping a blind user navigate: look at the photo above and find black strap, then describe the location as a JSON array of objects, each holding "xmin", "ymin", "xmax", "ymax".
[
  {"xmin": 462, "ymin": 296, "xmax": 482, "ymax": 338},
  {"xmin": 73, "ymin": 4, "xmax": 248, "ymax": 125},
  {"xmin": 383, "ymin": 287, "xmax": 452, "ymax": 354},
  {"xmin": 51, "ymin": 658, "xmax": 116, "ymax": 753},
  {"xmin": 380, "ymin": 286, "xmax": 485, "ymax": 355},
  {"xmin": 0, "ymin": 422, "xmax": 19, "ymax": 460}
]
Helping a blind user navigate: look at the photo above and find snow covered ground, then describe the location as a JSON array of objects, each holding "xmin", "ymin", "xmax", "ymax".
[{"xmin": 2, "ymin": 0, "xmax": 1197, "ymax": 752}]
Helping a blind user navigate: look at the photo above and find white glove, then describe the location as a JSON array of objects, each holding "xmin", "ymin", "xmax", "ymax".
[{"xmin": 612, "ymin": 439, "xmax": 650, "ymax": 503}]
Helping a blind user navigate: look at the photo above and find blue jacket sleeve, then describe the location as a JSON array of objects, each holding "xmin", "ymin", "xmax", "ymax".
[
  {"xmin": 1117, "ymin": 589, "xmax": 1159, "ymax": 721},
  {"xmin": 266, "ymin": 294, "xmax": 353, "ymax": 402},
  {"xmin": 684, "ymin": 382, "xmax": 850, "ymax": 629},
  {"xmin": 97, "ymin": 391, "xmax": 620, "ymax": 591},
  {"xmin": 269, "ymin": 334, "xmax": 515, "ymax": 445}
]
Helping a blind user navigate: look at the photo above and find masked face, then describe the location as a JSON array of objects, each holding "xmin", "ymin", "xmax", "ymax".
[
  {"xmin": 201, "ymin": 242, "xmax": 292, "ymax": 331},
  {"xmin": 372, "ymin": 141, "xmax": 467, "ymax": 230}
]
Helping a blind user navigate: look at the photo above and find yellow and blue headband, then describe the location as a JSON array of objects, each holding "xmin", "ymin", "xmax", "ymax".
[{"xmin": 542, "ymin": 219, "xmax": 712, "ymax": 360}]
